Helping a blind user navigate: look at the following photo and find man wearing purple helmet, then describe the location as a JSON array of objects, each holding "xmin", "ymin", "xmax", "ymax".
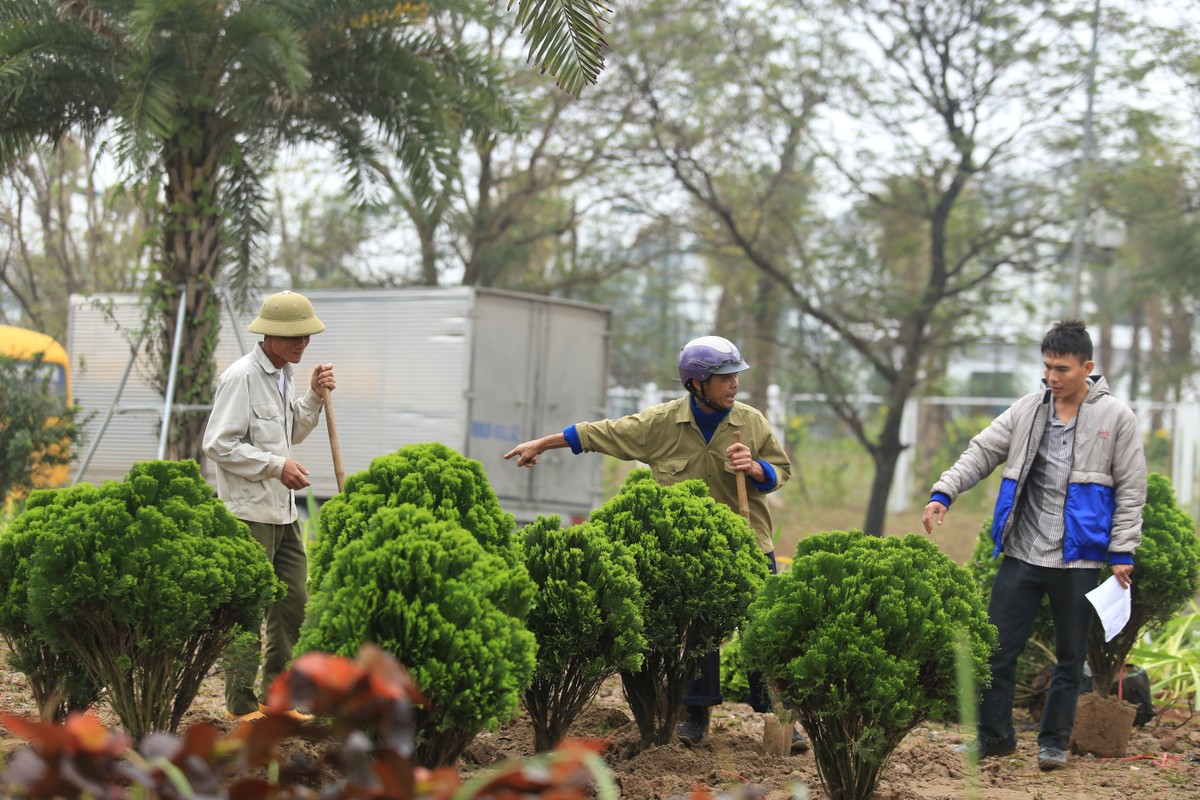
[{"xmin": 505, "ymin": 335, "xmax": 805, "ymax": 752}]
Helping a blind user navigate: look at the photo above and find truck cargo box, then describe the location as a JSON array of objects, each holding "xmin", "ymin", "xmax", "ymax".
[{"xmin": 67, "ymin": 287, "xmax": 610, "ymax": 524}]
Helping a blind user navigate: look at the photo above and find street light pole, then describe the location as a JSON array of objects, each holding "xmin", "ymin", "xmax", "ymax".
[{"xmin": 1067, "ymin": 0, "xmax": 1102, "ymax": 318}]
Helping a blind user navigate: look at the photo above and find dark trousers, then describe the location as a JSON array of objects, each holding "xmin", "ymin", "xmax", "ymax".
[
  {"xmin": 979, "ymin": 556, "xmax": 1098, "ymax": 751},
  {"xmin": 685, "ymin": 551, "xmax": 776, "ymax": 713},
  {"xmin": 224, "ymin": 520, "xmax": 309, "ymax": 715}
]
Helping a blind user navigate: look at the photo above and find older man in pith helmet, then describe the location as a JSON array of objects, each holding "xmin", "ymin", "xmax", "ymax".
[{"xmin": 203, "ymin": 290, "xmax": 336, "ymax": 723}]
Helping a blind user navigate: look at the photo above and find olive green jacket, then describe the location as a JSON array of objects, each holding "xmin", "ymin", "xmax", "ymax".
[{"xmin": 575, "ymin": 397, "xmax": 791, "ymax": 553}]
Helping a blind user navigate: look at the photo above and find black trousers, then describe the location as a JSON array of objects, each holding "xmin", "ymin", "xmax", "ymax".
[{"xmin": 685, "ymin": 550, "xmax": 776, "ymax": 713}]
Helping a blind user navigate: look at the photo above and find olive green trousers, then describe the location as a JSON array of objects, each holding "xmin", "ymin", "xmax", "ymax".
[{"xmin": 224, "ymin": 519, "xmax": 308, "ymax": 716}]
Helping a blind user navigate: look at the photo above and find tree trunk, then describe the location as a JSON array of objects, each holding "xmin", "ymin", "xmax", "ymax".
[
  {"xmin": 155, "ymin": 125, "xmax": 225, "ymax": 464},
  {"xmin": 744, "ymin": 275, "xmax": 783, "ymax": 415},
  {"xmin": 417, "ymin": 217, "xmax": 439, "ymax": 286},
  {"xmin": 862, "ymin": 377, "xmax": 914, "ymax": 537},
  {"xmin": 1128, "ymin": 302, "xmax": 1142, "ymax": 403},
  {"xmin": 862, "ymin": 315, "xmax": 927, "ymax": 537},
  {"xmin": 1098, "ymin": 318, "xmax": 1114, "ymax": 382},
  {"xmin": 1147, "ymin": 295, "xmax": 1166, "ymax": 431},
  {"xmin": 1166, "ymin": 298, "xmax": 1193, "ymax": 405}
]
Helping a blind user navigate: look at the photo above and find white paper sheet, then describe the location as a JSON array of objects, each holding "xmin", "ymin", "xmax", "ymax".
[{"xmin": 1085, "ymin": 575, "xmax": 1131, "ymax": 642}]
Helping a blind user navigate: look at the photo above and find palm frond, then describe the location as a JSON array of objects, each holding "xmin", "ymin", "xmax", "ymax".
[
  {"xmin": 508, "ymin": 0, "xmax": 611, "ymax": 94},
  {"xmin": 293, "ymin": 24, "xmax": 508, "ymax": 207},
  {"xmin": 0, "ymin": 3, "xmax": 120, "ymax": 167},
  {"xmin": 221, "ymin": 143, "xmax": 272, "ymax": 302},
  {"xmin": 110, "ymin": 56, "xmax": 183, "ymax": 172}
]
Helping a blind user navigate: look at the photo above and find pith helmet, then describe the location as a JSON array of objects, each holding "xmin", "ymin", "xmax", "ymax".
[{"xmin": 248, "ymin": 291, "xmax": 326, "ymax": 336}]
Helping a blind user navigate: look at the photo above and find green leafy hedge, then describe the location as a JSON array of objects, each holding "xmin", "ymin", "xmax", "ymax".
[
  {"xmin": 1088, "ymin": 472, "xmax": 1200, "ymax": 696},
  {"xmin": 0, "ymin": 460, "xmax": 280, "ymax": 735},
  {"xmin": 0, "ymin": 352, "xmax": 81, "ymax": 505},
  {"xmin": 298, "ymin": 504, "xmax": 536, "ymax": 767},
  {"xmin": 589, "ymin": 469, "xmax": 767, "ymax": 748},
  {"xmin": 0, "ymin": 502, "xmax": 100, "ymax": 720},
  {"xmin": 719, "ymin": 632, "xmax": 751, "ymax": 706},
  {"xmin": 743, "ymin": 530, "xmax": 995, "ymax": 800},
  {"xmin": 308, "ymin": 442, "xmax": 518, "ymax": 595},
  {"xmin": 518, "ymin": 515, "xmax": 645, "ymax": 751}
]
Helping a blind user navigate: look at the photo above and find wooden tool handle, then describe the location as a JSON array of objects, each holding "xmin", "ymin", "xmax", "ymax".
[
  {"xmin": 323, "ymin": 387, "xmax": 345, "ymax": 493},
  {"xmin": 733, "ymin": 431, "xmax": 750, "ymax": 520}
]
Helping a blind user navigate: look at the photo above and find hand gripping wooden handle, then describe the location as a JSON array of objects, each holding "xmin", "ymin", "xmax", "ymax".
[
  {"xmin": 323, "ymin": 387, "xmax": 345, "ymax": 493},
  {"xmin": 733, "ymin": 431, "xmax": 750, "ymax": 520}
]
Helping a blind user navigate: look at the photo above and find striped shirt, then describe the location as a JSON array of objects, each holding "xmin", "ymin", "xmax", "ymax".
[{"xmin": 1004, "ymin": 400, "xmax": 1105, "ymax": 570}]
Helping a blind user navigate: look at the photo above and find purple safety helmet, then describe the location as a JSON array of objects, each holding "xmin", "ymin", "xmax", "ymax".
[{"xmin": 677, "ymin": 336, "xmax": 750, "ymax": 384}]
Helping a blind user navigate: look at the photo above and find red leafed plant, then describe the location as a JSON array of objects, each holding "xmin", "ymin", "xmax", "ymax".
[{"xmin": 0, "ymin": 645, "xmax": 616, "ymax": 800}]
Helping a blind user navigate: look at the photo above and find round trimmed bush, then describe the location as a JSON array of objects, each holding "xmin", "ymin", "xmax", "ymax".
[
  {"xmin": 298, "ymin": 503, "xmax": 536, "ymax": 767},
  {"xmin": 742, "ymin": 530, "xmax": 995, "ymax": 800},
  {"xmin": 0, "ymin": 488, "xmax": 102, "ymax": 720},
  {"xmin": 518, "ymin": 515, "xmax": 645, "ymax": 751},
  {"xmin": 3, "ymin": 460, "xmax": 280, "ymax": 735},
  {"xmin": 1088, "ymin": 472, "xmax": 1200, "ymax": 697},
  {"xmin": 308, "ymin": 442, "xmax": 518, "ymax": 595},
  {"xmin": 589, "ymin": 468, "xmax": 768, "ymax": 748}
]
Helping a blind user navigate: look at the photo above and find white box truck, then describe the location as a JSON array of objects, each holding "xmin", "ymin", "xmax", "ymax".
[{"xmin": 67, "ymin": 287, "xmax": 610, "ymax": 524}]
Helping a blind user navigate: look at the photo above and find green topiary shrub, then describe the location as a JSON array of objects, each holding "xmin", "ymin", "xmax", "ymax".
[
  {"xmin": 297, "ymin": 503, "xmax": 537, "ymax": 767},
  {"xmin": 1088, "ymin": 472, "xmax": 1200, "ymax": 698},
  {"xmin": 742, "ymin": 530, "xmax": 995, "ymax": 800},
  {"xmin": 588, "ymin": 469, "xmax": 768, "ymax": 749},
  {"xmin": 308, "ymin": 442, "xmax": 518, "ymax": 595},
  {"xmin": 518, "ymin": 515, "xmax": 646, "ymax": 752},
  {"xmin": 0, "ymin": 492, "xmax": 102, "ymax": 721},
  {"xmin": 2, "ymin": 460, "xmax": 281, "ymax": 736}
]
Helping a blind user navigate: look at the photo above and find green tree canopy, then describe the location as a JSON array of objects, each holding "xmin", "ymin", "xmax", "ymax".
[{"xmin": 0, "ymin": 0, "xmax": 610, "ymax": 462}]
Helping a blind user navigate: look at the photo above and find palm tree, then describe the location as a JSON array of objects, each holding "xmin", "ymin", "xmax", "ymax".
[{"xmin": 0, "ymin": 0, "xmax": 609, "ymax": 461}]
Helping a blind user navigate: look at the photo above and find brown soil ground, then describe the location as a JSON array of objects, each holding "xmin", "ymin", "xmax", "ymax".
[{"xmin": 2, "ymin": 655, "xmax": 1195, "ymax": 800}]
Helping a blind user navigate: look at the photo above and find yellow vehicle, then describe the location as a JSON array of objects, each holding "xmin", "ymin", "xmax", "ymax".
[{"xmin": 0, "ymin": 324, "xmax": 73, "ymax": 492}]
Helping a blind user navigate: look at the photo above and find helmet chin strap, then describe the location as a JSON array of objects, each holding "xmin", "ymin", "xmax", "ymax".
[{"xmin": 685, "ymin": 378, "xmax": 725, "ymax": 413}]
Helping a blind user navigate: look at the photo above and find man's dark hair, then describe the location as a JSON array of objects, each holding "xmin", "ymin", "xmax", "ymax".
[{"xmin": 1041, "ymin": 318, "xmax": 1092, "ymax": 362}]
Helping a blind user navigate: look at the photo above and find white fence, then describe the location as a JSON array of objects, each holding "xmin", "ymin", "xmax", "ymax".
[{"xmin": 606, "ymin": 385, "xmax": 1200, "ymax": 516}]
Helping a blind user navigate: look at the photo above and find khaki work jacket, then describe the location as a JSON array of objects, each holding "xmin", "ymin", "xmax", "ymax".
[{"xmin": 576, "ymin": 397, "xmax": 791, "ymax": 553}]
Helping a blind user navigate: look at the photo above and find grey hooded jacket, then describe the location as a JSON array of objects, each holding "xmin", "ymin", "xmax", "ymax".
[{"xmin": 931, "ymin": 375, "xmax": 1146, "ymax": 564}]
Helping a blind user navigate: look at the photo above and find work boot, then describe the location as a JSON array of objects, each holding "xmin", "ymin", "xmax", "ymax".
[
  {"xmin": 791, "ymin": 727, "xmax": 810, "ymax": 754},
  {"xmin": 676, "ymin": 705, "xmax": 711, "ymax": 746}
]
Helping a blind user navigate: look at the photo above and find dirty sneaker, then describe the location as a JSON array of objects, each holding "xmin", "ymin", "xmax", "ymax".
[
  {"xmin": 1037, "ymin": 746, "xmax": 1067, "ymax": 771},
  {"xmin": 790, "ymin": 728, "xmax": 810, "ymax": 754}
]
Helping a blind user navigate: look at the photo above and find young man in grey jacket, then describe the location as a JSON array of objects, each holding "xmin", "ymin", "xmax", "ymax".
[{"xmin": 922, "ymin": 319, "xmax": 1146, "ymax": 771}]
